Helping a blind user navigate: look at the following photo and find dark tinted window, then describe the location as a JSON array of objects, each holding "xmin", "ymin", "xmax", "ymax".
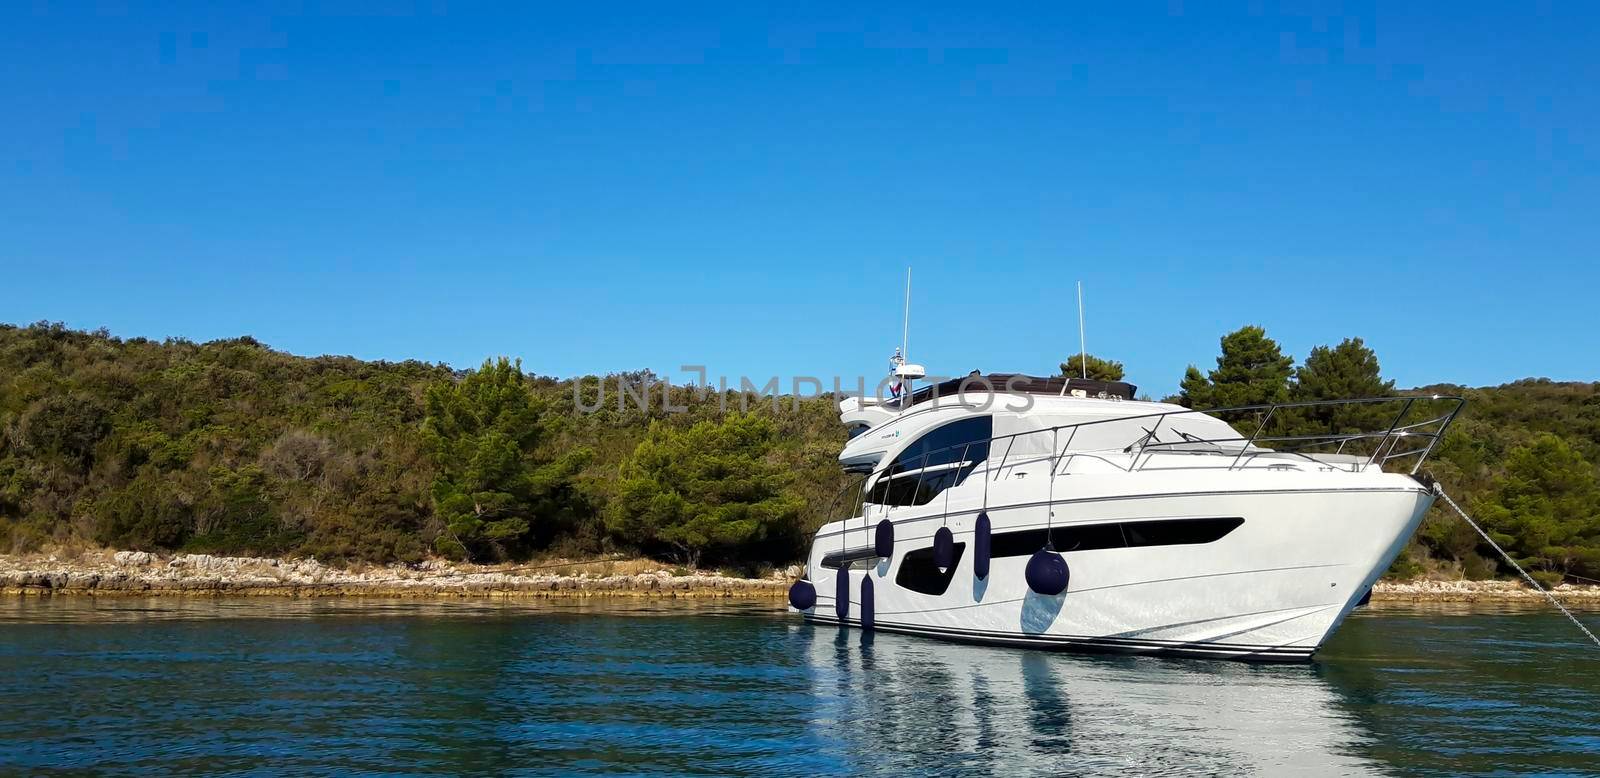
[
  {"xmin": 820, "ymin": 546, "xmax": 881, "ymax": 570},
  {"xmin": 890, "ymin": 416, "xmax": 992, "ymax": 475},
  {"xmin": 989, "ymin": 517, "xmax": 1242, "ymax": 557},
  {"xmin": 868, "ymin": 475, "xmax": 923, "ymax": 506},
  {"xmin": 868, "ymin": 416, "xmax": 992, "ymax": 507},
  {"xmin": 895, "ymin": 542, "xmax": 966, "ymax": 595},
  {"xmin": 1122, "ymin": 518, "xmax": 1242, "ymax": 546},
  {"xmin": 866, "ymin": 466, "xmax": 977, "ymax": 507},
  {"xmin": 989, "ymin": 522, "xmax": 1128, "ymax": 557}
]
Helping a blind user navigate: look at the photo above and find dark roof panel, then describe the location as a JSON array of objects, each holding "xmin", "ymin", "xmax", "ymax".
[{"xmin": 902, "ymin": 373, "xmax": 1137, "ymax": 408}]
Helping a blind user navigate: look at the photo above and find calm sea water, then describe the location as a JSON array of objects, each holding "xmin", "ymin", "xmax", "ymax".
[{"xmin": 0, "ymin": 597, "xmax": 1596, "ymax": 776}]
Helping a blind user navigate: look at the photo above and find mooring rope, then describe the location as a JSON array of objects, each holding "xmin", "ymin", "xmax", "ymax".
[{"xmin": 1433, "ymin": 485, "xmax": 1600, "ymax": 650}]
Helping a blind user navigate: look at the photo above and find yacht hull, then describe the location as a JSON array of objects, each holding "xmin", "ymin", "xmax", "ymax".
[{"xmin": 800, "ymin": 481, "xmax": 1433, "ymax": 662}]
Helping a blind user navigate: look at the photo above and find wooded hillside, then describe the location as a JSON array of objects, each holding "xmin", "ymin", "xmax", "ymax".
[{"xmin": 2, "ymin": 321, "xmax": 1595, "ymax": 582}]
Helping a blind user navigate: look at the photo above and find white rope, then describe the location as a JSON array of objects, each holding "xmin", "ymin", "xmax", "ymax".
[{"xmin": 1433, "ymin": 485, "xmax": 1600, "ymax": 650}]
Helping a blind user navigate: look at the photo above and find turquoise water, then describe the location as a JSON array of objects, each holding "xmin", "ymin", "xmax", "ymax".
[{"xmin": 0, "ymin": 598, "xmax": 1596, "ymax": 776}]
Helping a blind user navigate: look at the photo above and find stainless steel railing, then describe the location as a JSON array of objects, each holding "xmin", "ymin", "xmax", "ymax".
[
  {"xmin": 808, "ymin": 395, "xmax": 1464, "ymax": 556},
  {"xmin": 862, "ymin": 395, "xmax": 1466, "ymax": 503}
]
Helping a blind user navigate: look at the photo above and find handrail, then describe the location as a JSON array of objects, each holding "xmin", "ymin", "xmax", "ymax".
[
  {"xmin": 854, "ymin": 395, "xmax": 1466, "ymax": 514},
  {"xmin": 875, "ymin": 458, "xmax": 976, "ymax": 483},
  {"xmin": 1367, "ymin": 397, "xmax": 1417, "ymax": 469},
  {"xmin": 1231, "ymin": 404, "xmax": 1277, "ymax": 470}
]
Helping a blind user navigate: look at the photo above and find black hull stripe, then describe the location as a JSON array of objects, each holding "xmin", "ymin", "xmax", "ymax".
[
  {"xmin": 801, "ymin": 615, "xmax": 1318, "ymax": 662},
  {"xmin": 813, "ymin": 486, "xmax": 1427, "ymax": 542}
]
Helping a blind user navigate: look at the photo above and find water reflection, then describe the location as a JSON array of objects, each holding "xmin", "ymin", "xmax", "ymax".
[
  {"xmin": 1, "ymin": 597, "xmax": 1596, "ymax": 775},
  {"xmin": 801, "ymin": 623, "xmax": 1384, "ymax": 775},
  {"xmin": 1316, "ymin": 604, "xmax": 1600, "ymax": 776}
]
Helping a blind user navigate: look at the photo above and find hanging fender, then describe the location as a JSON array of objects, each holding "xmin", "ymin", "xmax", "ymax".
[
  {"xmin": 835, "ymin": 569, "xmax": 850, "ymax": 619},
  {"xmin": 1026, "ymin": 546, "xmax": 1070, "ymax": 596},
  {"xmin": 932, "ymin": 526, "xmax": 955, "ymax": 572},
  {"xmin": 860, "ymin": 577, "xmax": 875, "ymax": 631},
  {"xmin": 874, "ymin": 518, "xmax": 894, "ymax": 559},
  {"xmin": 788, "ymin": 579, "xmax": 816, "ymax": 611},
  {"xmin": 973, "ymin": 512, "xmax": 992, "ymax": 579}
]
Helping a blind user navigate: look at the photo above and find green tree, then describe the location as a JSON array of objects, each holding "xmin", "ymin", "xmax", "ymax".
[
  {"xmin": 422, "ymin": 358, "xmax": 590, "ymax": 561},
  {"xmin": 607, "ymin": 414, "xmax": 802, "ymax": 567},
  {"xmin": 188, "ymin": 465, "xmax": 301, "ymax": 554},
  {"xmin": 17, "ymin": 394, "xmax": 111, "ymax": 467},
  {"xmin": 1060, "ymin": 354, "xmax": 1126, "ymax": 382},
  {"xmin": 7, "ymin": 319, "xmax": 1600, "ymax": 582},
  {"xmin": 93, "ymin": 469, "xmax": 192, "ymax": 550},
  {"xmin": 1178, "ymin": 326, "xmax": 1295, "ymax": 412},
  {"xmin": 1475, "ymin": 434, "xmax": 1600, "ymax": 582},
  {"xmin": 1287, "ymin": 337, "xmax": 1398, "ymax": 436}
]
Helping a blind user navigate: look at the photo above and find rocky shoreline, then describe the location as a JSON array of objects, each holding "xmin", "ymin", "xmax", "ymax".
[
  {"xmin": 0, "ymin": 551, "xmax": 791, "ymax": 598},
  {"xmin": 4, "ymin": 551, "xmax": 1599, "ymax": 603},
  {"xmin": 1368, "ymin": 578, "xmax": 1600, "ymax": 603}
]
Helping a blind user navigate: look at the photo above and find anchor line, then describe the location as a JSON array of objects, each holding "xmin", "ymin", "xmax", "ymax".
[{"xmin": 1433, "ymin": 484, "xmax": 1600, "ymax": 651}]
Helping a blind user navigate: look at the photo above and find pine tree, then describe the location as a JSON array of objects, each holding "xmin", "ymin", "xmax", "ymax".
[
  {"xmin": 1060, "ymin": 354, "xmax": 1126, "ymax": 382},
  {"xmin": 1476, "ymin": 434, "xmax": 1600, "ymax": 583},
  {"xmin": 1177, "ymin": 326, "xmax": 1294, "ymax": 410},
  {"xmin": 1288, "ymin": 337, "xmax": 1397, "ymax": 435},
  {"xmin": 1178, "ymin": 366, "xmax": 1210, "ymax": 406},
  {"xmin": 422, "ymin": 358, "xmax": 590, "ymax": 561},
  {"xmin": 607, "ymin": 414, "xmax": 803, "ymax": 568}
]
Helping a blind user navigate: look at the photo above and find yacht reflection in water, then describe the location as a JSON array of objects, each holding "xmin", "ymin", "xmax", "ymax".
[{"xmin": 801, "ymin": 626, "xmax": 1383, "ymax": 774}]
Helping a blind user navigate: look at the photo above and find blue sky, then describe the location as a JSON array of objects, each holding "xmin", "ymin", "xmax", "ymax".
[{"xmin": 2, "ymin": 1, "xmax": 1595, "ymax": 396}]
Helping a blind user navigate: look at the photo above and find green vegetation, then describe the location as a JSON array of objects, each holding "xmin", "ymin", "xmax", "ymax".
[
  {"xmin": 1287, "ymin": 337, "xmax": 1398, "ymax": 435},
  {"xmin": 1, "ymin": 321, "xmax": 1597, "ymax": 583},
  {"xmin": 1173, "ymin": 325, "xmax": 1600, "ymax": 583},
  {"xmin": 422, "ymin": 357, "xmax": 592, "ymax": 560},
  {"xmin": 1470, "ymin": 434, "xmax": 1600, "ymax": 585},
  {"xmin": 0, "ymin": 322, "xmax": 847, "ymax": 570},
  {"xmin": 1060, "ymin": 354, "xmax": 1126, "ymax": 382},
  {"xmin": 607, "ymin": 414, "xmax": 803, "ymax": 568},
  {"xmin": 1177, "ymin": 325, "xmax": 1295, "ymax": 413}
]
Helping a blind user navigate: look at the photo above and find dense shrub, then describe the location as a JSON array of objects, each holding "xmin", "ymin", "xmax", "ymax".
[{"xmin": 1, "ymin": 321, "xmax": 1595, "ymax": 581}]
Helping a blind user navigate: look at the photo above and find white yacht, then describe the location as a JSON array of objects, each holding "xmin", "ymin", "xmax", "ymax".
[{"xmin": 789, "ymin": 362, "xmax": 1463, "ymax": 662}]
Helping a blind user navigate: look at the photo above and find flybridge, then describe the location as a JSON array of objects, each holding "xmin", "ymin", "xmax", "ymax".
[
  {"xmin": 897, "ymin": 373, "xmax": 1138, "ymax": 409},
  {"xmin": 835, "ymin": 369, "xmax": 1147, "ymax": 451}
]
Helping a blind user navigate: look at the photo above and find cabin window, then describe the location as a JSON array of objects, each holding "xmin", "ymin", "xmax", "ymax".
[
  {"xmin": 1121, "ymin": 517, "xmax": 1243, "ymax": 546},
  {"xmin": 820, "ymin": 547, "xmax": 882, "ymax": 570},
  {"xmin": 895, "ymin": 542, "xmax": 966, "ymax": 595},
  {"xmin": 867, "ymin": 416, "xmax": 993, "ymax": 507},
  {"xmin": 988, "ymin": 517, "xmax": 1243, "ymax": 557}
]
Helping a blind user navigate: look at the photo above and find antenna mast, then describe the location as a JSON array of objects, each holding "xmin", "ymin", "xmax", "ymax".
[
  {"xmin": 887, "ymin": 267, "xmax": 924, "ymax": 403},
  {"xmin": 902, "ymin": 267, "xmax": 912, "ymax": 366},
  {"xmin": 1076, "ymin": 281, "xmax": 1088, "ymax": 380}
]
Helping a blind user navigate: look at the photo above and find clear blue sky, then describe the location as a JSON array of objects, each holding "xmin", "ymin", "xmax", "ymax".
[{"xmin": 3, "ymin": 2, "xmax": 1596, "ymax": 396}]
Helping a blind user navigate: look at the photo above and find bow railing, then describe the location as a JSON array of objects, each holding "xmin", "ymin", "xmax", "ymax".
[
  {"xmin": 809, "ymin": 396, "xmax": 1464, "ymax": 566},
  {"xmin": 861, "ymin": 395, "xmax": 1466, "ymax": 506}
]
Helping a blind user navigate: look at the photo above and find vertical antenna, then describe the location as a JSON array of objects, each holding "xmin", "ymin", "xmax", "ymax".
[
  {"xmin": 1076, "ymin": 281, "xmax": 1088, "ymax": 380},
  {"xmin": 902, "ymin": 267, "xmax": 912, "ymax": 366}
]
